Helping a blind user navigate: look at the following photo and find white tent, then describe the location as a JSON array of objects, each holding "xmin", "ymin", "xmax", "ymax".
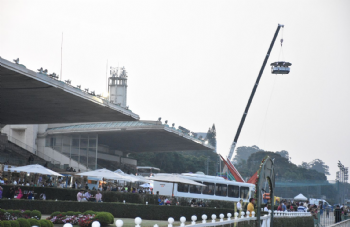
[
  {"xmin": 294, "ymin": 193, "xmax": 308, "ymax": 201},
  {"xmin": 76, "ymin": 168, "xmax": 132, "ymax": 180},
  {"xmin": 9, "ymin": 164, "xmax": 63, "ymax": 176}
]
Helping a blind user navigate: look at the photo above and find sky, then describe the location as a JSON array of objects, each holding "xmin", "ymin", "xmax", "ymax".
[{"xmin": 1, "ymin": 0, "xmax": 350, "ymax": 180}]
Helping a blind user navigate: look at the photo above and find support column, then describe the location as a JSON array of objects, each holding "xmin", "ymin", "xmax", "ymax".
[{"xmin": 95, "ymin": 134, "xmax": 98, "ymax": 170}]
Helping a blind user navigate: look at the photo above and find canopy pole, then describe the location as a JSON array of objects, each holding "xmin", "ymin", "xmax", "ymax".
[{"xmin": 172, "ymin": 183, "xmax": 175, "ymax": 197}]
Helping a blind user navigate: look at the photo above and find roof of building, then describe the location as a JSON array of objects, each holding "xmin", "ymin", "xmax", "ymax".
[
  {"xmin": 0, "ymin": 57, "xmax": 139, "ymax": 124},
  {"xmin": 44, "ymin": 121, "xmax": 215, "ymax": 153}
]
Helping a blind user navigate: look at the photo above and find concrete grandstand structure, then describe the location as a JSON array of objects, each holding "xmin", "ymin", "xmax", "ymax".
[{"xmin": 1, "ymin": 57, "xmax": 214, "ymax": 172}]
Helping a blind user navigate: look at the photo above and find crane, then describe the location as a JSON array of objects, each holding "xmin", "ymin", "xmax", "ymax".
[{"xmin": 227, "ymin": 24, "xmax": 286, "ymax": 162}]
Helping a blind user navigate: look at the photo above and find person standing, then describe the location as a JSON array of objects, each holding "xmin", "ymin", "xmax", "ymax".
[
  {"xmin": 334, "ymin": 205, "xmax": 342, "ymax": 223},
  {"xmin": 237, "ymin": 199, "xmax": 242, "ymax": 211},
  {"xmin": 297, "ymin": 202, "xmax": 307, "ymax": 212},
  {"xmin": 0, "ymin": 186, "xmax": 3, "ymax": 199},
  {"xmin": 16, "ymin": 187, "xmax": 23, "ymax": 199},
  {"xmin": 282, "ymin": 202, "xmax": 287, "ymax": 211},
  {"xmin": 247, "ymin": 198, "xmax": 255, "ymax": 217}
]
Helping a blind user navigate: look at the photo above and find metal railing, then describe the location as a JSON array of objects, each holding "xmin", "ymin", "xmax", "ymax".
[{"xmin": 5, "ymin": 135, "xmax": 61, "ymax": 167}]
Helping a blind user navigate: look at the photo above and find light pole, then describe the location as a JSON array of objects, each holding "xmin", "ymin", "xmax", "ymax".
[{"xmin": 337, "ymin": 161, "xmax": 348, "ymax": 205}]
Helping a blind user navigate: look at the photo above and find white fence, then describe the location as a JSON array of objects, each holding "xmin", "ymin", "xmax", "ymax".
[{"xmin": 111, "ymin": 210, "xmax": 311, "ymax": 227}]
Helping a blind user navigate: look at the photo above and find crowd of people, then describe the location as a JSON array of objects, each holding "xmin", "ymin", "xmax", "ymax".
[{"xmin": 76, "ymin": 190, "xmax": 102, "ymax": 202}]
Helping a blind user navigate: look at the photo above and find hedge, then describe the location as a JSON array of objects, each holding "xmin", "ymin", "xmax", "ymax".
[
  {"xmin": 15, "ymin": 219, "xmax": 30, "ymax": 227},
  {"xmin": 0, "ymin": 200, "xmax": 236, "ymax": 221},
  {"xmin": 0, "ymin": 185, "xmax": 238, "ymax": 208}
]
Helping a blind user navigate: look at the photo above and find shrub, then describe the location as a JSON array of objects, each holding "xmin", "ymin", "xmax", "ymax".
[
  {"xmin": 30, "ymin": 210, "xmax": 41, "ymax": 219},
  {"xmin": 93, "ymin": 213, "xmax": 110, "ymax": 226},
  {"xmin": 43, "ymin": 220, "xmax": 52, "ymax": 227},
  {"xmin": 2, "ymin": 221, "xmax": 11, "ymax": 227},
  {"xmin": 0, "ymin": 209, "xmax": 5, "ymax": 215},
  {"xmin": 65, "ymin": 211, "xmax": 75, "ymax": 216},
  {"xmin": 28, "ymin": 219, "xmax": 40, "ymax": 227},
  {"xmin": 49, "ymin": 212, "xmax": 60, "ymax": 218},
  {"xmin": 39, "ymin": 220, "xmax": 47, "ymax": 227},
  {"xmin": 14, "ymin": 219, "xmax": 29, "ymax": 227},
  {"xmin": 83, "ymin": 211, "xmax": 97, "ymax": 215},
  {"xmin": 9, "ymin": 221, "xmax": 19, "ymax": 227},
  {"xmin": 22, "ymin": 211, "xmax": 31, "ymax": 219},
  {"xmin": 0, "ymin": 221, "xmax": 4, "ymax": 227}
]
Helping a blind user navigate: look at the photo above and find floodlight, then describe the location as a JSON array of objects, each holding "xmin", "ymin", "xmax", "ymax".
[
  {"xmin": 165, "ymin": 120, "xmax": 168, "ymax": 124},
  {"xmin": 13, "ymin": 58, "xmax": 19, "ymax": 64},
  {"xmin": 37, "ymin": 67, "xmax": 43, "ymax": 73},
  {"xmin": 158, "ymin": 117, "xmax": 162, "ymax": 121},
  {"xmin": 77, "ymin": 85, "xmax": 81, "ymax": 89}
]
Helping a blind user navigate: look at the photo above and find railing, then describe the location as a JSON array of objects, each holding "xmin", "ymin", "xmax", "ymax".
[
  {"xmin": 6, "ymin": 135, "xmax": 61, "ymax": 167},
  {"xmin": 114, "ymin": 210, "xmax": 311, "ymax": 227},
  {"xmin": 328, "ymin": 219, "xmax": 350, "ymax": 227},
  {"xmin": 7, "ymin": 135, "xmax": 37, "ymax": 155}
]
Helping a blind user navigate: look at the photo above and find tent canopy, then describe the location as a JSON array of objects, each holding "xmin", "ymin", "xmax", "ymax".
[
  {"xmin": 9, "ymin": 164, "xmax": 63, "ymax": 176},
  {"xmin": 294, "ymin": 193, "xmax": 308, "ymax": 201}
]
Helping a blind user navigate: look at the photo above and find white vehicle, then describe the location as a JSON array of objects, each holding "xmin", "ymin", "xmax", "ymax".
[
  {"xmin": 309, "ymin": 198, "xmax": 331, "ymax": 208},
  {"xmin": 152, "ymin": 172, "xmax": 255, "ymax": 202}
]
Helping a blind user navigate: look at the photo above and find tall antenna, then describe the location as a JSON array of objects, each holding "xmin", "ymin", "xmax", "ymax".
[{"xmin": 60, "ymin": 32, "xmax": 63, "ymax": 80}]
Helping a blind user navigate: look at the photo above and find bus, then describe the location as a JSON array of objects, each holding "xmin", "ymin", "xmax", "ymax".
[
  {"xmin": 136, "ymin": 166, "xmax": 160, "ymax": 177},
  {"xmin": 152, "ymin": 172, "xmax": 255, "ymax": 202}
]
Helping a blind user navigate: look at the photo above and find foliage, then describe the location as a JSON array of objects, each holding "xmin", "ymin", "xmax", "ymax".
[
  {"xmin": 275, "ymin": 150, "xmax": 289, "ymax": 160},
  {"xmin": 30, "ymin": 210, "xmax": 41, "ymax": 219},
  {"xmin": 44, "ymin": 220, "xmax": 53, "ymax": 227},
  {"xmin": 9, "ymin": 222, "xmax": 20, "ymax": 227},
  {"xmin": 2, "ymin": 221, "xmax": 11, "ymax": 227},
  {"xmin": 273, "ymin": 217, "xmax": 314, "ymax": 227},
  {"xmin": 93, "ymin": 213, "xmax": 113, "ymax": 226},
  {"xmin": 308, "ymin": 159, "xmax": 330, "ymax": 175},
  {"xmin": 0, "ymin": 221, "xmax": 3, "ymax": 227},
  {"xmin": 129, "ymin": 150, "xmax": 218, "ymax": 175},
  {"xmin": 27, "ymin": 219, "xmax": 40, "ymax": 227},
  {"xmin": 233, "ymin": 146, "xmax": 263, "ymax": 164},
  {"xmin": 15, "ymin": 219, "xmax": 30, "ymax": 227},
  {"xmin": 205, "ymin": 124, "xmax": 216, "ymax": 148},
  {"xmin": 39, "ymin": 220, "xmax": 47, "ymax": 227},
  {"xmin": 235, "ymin": 151, "xmax": 327, "ymax": 182},
  {"xmin": 0, "ymin": 209, "xmax": 41, "ymax": 221}
]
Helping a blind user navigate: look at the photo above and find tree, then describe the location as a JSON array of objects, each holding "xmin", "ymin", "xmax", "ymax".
[
  {"xmin": 233, "ymin": 145, "xmax": 263, "ymax": 164},
  {"xmin": 205, "ymin": 124, "xmax": 216, "ymax": 149},
  {"xmin": 275, "ymin": 150, "xmax": 289, "ymax": 160},
  {"xmin": 299, "ymin": 162, "xmax": 309, "ymax": 169},
  {"xmin": 308, "ymin": 159, "xmax": 330, "ymax": 175}
]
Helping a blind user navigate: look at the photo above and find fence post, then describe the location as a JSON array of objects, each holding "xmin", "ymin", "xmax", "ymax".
[
  {"xmin": 211, "ymin": 214, "xmax": 216, "ymax": 223},
  {"xmin": 227, "ymin": 213, "xmax": 232, "ymax": 221},
  {"xmin": 202, "ymin": 214, "xmax": 207, "ymax": 223},
  {"xmin": 246, "ymin": 211, "xmax": 250, "ymax": 218},
  {"xmin": 251, "ymin": 211, "xmax": 255, "ymax": 217},
  {"xmin": 135, "ymin": 217, "xmax": 142, "ymax": 227},
  {"xmin": 240, "ymin": 211, "xmax": 245, "ymax": 219},
  {"xmin": 180, "ymin": 217, "xmax": 186, "ymax": 227},
  {"xmin": 92, "ymin": 221, "xmax": 100, "ymax": 227},
  {"xmin": 219, "ymin": 214, "xmax": 224, "ymax": 222},
  {"xmin": 191, "ymin": 215, "xmax": 197, "ymax": 225},
  {"xmin": 234, "ymin": 212, "xmax": 238, "ymax": 220},
  {"xmin": 168, "ymin": 217, "xmax": 174, "ymax": 227},
  {"xmin": 116, "ymin": 220, "xmax": 123, "ymax": 227}
]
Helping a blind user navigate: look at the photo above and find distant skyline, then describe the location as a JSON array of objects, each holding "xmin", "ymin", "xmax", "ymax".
[{"xmin": 1, "ymin": 0, "xmax": 350, "ymax": 180}]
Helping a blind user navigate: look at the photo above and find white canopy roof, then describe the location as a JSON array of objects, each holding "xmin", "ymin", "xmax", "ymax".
[
  {"xmin": 76, "ymin": 168, "xmax": 131, "ymax": 180},
  {"xmin": 294, "ymin": 193, "xmax": 308, "ymax": 201},
  {"xmin": 147, "ymin": 174, "xmax": 206, "ymax": 186},
  {"xmin": 9, "ymin": 164, "xmax": 63, "ymax": 176}
]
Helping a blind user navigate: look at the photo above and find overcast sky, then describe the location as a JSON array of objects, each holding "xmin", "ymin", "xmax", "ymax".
[{"xmin": 1, "ymin": 0, "xmax": 350, "ymax": 180}]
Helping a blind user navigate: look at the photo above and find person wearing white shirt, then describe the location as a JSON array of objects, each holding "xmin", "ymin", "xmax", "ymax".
[
  {"xmin": 237, "ymin": 199, "xmax": 243, "ymax": 210},
  {"xmin": 264, "ymin": 204, "xmax": 269, "ymax": 212}
]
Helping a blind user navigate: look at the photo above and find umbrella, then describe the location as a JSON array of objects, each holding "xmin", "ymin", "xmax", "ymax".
[
  {"xmin": 294, "ymin": 193, "xmax": 308, "ymax": 201},
  {"xmin": 139, "ymin": 183, "xmax": 153, "ymax": 188},
  {"xmin": 147, "ymin": 174, "xmax": 206, "ymax": 196},
  {"xmin": 9, "ymin": 164, "xmax": 63, "ymax": 176}
]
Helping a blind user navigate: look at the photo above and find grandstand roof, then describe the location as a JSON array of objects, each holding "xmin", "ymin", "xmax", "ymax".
[
  {"xmin": 0, "ymin": 57, "xmax": 139, "ymax": 124},
  {"xmin": 44, "ymin": 121, "xmax": 215, "ymax": 153}
]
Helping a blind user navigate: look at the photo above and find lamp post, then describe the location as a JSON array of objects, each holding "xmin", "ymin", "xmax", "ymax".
[{"xmin": 337, "ymin": 161, "xmax": 348, "ymax": 204}]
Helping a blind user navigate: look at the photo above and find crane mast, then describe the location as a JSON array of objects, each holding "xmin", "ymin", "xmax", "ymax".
[{"xmin": 227, "ymin": 24, "xmax": 284, "ymax": 162}]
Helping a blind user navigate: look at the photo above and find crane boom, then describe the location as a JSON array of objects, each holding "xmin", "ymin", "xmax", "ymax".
[{"xmin": 227, "ymin": 24, "xmax": 284, "ymax": 161}]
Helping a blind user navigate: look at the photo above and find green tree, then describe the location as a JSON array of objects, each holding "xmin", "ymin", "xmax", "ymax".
[
  {"xmin": 308, "ymin": 159, "xmax": 330, "ymax": 175},
  {"xmin": 275, "ymin": 150, "xmax": 289, "ymax": 160},
  {"xmin": 205, "ymin": 124, "xmax": 216, "ymax": 148},
  {"xmin": 299, "ymin": 162, "xmax": 310, "ymax": 169},
  {"xmin": 233, "ymin": 145, "xmax": 263, "ymax": 163}
]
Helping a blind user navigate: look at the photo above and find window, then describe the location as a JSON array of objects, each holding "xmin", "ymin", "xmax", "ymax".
[
  {"xmin": 189, "ymin": 183, "xmax": 202, "ymax": 194},
  {"xmin": 215, "ymin": 184, "xmax": 228, "ymax": 196},
  {"xmin": 228, "ymin": 185, "xmax": 240, "ymax": 198},
  {"xmin": 202, "ymin": 182, "xmax": 215, "ymax": 195},
  {"xmin": 177, "ymin": 183, "xmax": 189, "ymax": 193},
  {"xmin": 240, "ymin": 187, "xmax": 249, "ymax": 199}
]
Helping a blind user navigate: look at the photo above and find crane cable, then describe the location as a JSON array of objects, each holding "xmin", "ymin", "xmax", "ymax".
[{"xmin": 257, "ymin": 27, "xmax": 284, "ymax": 148}]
